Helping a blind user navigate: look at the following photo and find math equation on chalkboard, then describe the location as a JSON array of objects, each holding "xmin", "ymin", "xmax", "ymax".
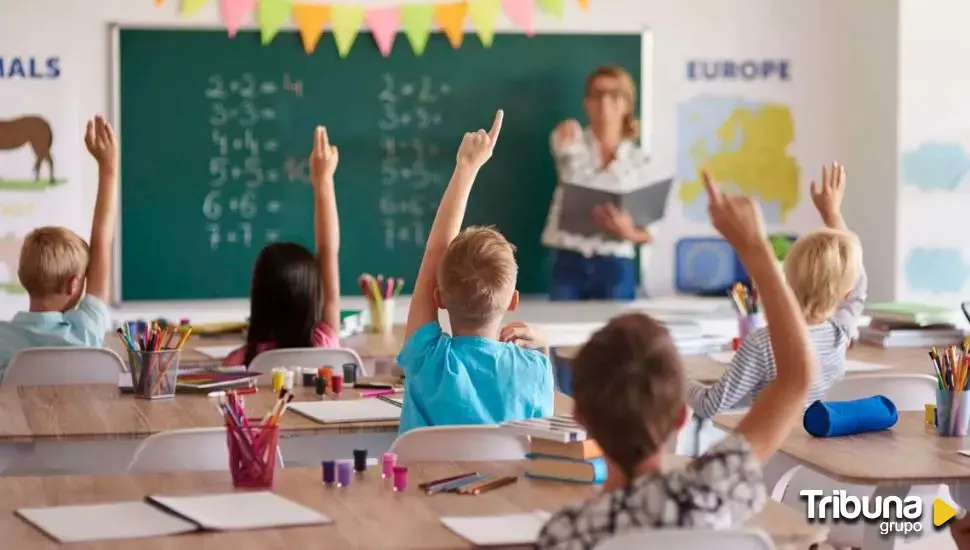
[{"xmin": 202, "ymin": 72, "xmax": 303, "ymax": 250}]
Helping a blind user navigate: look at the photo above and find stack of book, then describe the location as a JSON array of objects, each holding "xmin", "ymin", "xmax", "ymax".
[
  {"xmin": 860, "ymin": 302, "xmax": 966, "ymax": 348},
  {"xmin": 500, "ymin": 417, "xmax": 606, "ymax": 484}
]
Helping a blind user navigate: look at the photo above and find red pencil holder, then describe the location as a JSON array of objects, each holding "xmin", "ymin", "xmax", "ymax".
[{"xmin": 226, "ymin": 424, "xmax": 279, "ymax": 489}]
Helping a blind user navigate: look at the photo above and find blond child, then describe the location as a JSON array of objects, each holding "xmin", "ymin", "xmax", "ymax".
[
  {"xmin": 397, "ymin": 110, "xmax": 555, "ymax": 433},
  {"xmin": 537, "ymin": 172, "xmax": 818, "ymax": 548},
  {"xmin": 0, "ymin": 116, "xmax": 118, "ymax": 374},
  {"xmin": 688, "ymin": 162, "xmax": 866, "ymax": 418}
]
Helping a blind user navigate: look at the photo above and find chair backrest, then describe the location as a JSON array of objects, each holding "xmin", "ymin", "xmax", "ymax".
[
  {"xmin": 593, "ymin": 528, "xmax": 775, "ymax": 550},
  {"xmin": 248, "ymin": 347, "xmax": 368, "ymax": 379},
  {"xmin": 825, "ymin": 374, "xmax": 938, "ymax": 411},
  {"xmin": 388, "ymin": 425, "xmax": 528, "ymax": 462},
  {"xmin": 2, "ymin": 347, "xmax": 126, "ymax": 386},
  {"xmin": 127, "ymin": 427, "xmax": 283, "ymax": 473}
]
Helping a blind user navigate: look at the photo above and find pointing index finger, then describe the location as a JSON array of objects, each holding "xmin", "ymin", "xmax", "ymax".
[
  {"xmin": 488, "ymin": 109, "xmax": 504, "ymax": 143},
  {"xmin": 320, "ymin": 126, "xmax": 330, "ymax": 150},
  {"xmin": 701, "ymin": 170, "xmax": 722, "ymax": 204}
]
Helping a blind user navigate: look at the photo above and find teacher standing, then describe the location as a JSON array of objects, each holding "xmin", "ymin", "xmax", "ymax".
[{"xmin": 542, "ymin": 65, "xmax": 654, "ymax": 301}]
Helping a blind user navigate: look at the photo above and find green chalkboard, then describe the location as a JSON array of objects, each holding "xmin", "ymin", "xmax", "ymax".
[{"xmin": 118, "ymin": 28, "xmax": 641, "ymax": 300}]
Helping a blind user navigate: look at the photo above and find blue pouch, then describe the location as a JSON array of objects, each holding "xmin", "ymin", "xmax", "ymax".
[{"xmin": 803, "ymin": 395, "xmax": 898, "ymax": 437}]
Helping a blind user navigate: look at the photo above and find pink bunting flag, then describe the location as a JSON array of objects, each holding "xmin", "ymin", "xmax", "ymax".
[
  {"xmin": 366, "ymin": 5, "xmax": 401, "ymax": 57},
  {"xmin": 503, "ymin": 0, "xmax": 535, "ymax": 36},
  {"xmin": 220, "ymin": 0, "xmax": 257, "ymax": 38}
]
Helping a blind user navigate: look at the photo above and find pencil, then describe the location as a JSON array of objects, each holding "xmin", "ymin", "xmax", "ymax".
[
  {"xmin": 419, "ymin": 472, "xmax": 477, "ymax": 491},
  {"xmin": 469, "ymin": 476, "xmax": 518, "ymax": 495}
]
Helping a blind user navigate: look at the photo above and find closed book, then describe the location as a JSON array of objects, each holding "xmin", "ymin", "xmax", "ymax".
[
  {"xmin": 500, "ymin": 416, "xmax": 586, "ymax": 443},
  {"xmin": 524, "ymin": 454, "xmax": 607, "ymax": 484},
  {"xmin": 864, "ymin": 302, "xmax": 961, "ymax": 327},
  {"xmin": 529, "ymin": 439, "xmax": 603, "ymax": 461}
]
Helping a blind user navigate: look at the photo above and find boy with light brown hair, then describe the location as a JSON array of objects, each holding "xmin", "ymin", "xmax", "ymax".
[
  {"xmin": 688, "ymin": 162, "xmax": 867, "ymax": 419},
  {"xmin": 0, "ymin": 116, "xmax": 118, "ymax": 375},
  {"xmin": 537, "ymin": 172, "xmax": 818, "ymax": 549},
  {"xmin": 397, "ymin": 110, "xmax": 554, "ymax": 433}
]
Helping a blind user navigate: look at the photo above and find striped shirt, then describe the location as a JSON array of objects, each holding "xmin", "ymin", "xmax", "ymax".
[
  {"xmin": 687, "ymin": 268, "xmax": 868, "ymax": 419},
  {"xmin": 541, "ymin": 128, "xmax": 655, "ymax": 259}
]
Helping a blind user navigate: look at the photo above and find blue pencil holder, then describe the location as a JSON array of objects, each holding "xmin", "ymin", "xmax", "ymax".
[{"xmin": 937, "ymin": 389, "xmax": 970, "ymax": 437}]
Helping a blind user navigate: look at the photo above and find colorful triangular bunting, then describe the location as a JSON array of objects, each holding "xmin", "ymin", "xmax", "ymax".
[
  {"xmin": 400, "ymin": 3, "xmax": 435, "ymax": 55},
  {"xmin": 366, "ymin": 6, "xmax": 401, "ymax": 57},
  {"xmin": 220, "ymin": 0, "xmax": 257, "ymax": 38},
  {"xmin": 181, "ymin": 0, "xmax": 210, "ymax": 16},
  {"xmin": 537, "ymin": 0, "xmax": 564, "ymax": 18},
  {"xmin": 155, "ymin": 0, "xmax": 167, "ymax": 6},
  {"xmin": 468, "ymin": 0, "xmax": 501, "ymax": 47},
  {"xmin": 502, "ymin": 0, "xmax": 534, "ymax": 36},
  {"xmin": 258, "ymin": 0, "xmax": 292, "ymax": 44},
  {"xmin": 434, "ymin": 2, "xmax": 468, "ymax": 49},
  {"xmin": 578, "ymin": 0, "xmax": 589, "ymax": 10},
  {"xmin": 293, "ymin": 3, "xmax": 331, "ymax": 54},
  {"xmin": 331, "ymin": 4, "xmax": 366, "ymax": 58}
]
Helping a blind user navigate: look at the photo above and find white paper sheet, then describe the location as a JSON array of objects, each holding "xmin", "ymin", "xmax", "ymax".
[
  {"xmin": 708, "ymin": 351, "xmax": 735, "ymax": 364},
  {"xmin": 17, "ymin": 502, "xmax": 196, "ymax": 543},
  {"xmin": 441, "ymin": 512, "xmax": 552, "ymax": 546},
  {"xmin": 288, "ymin": 399, "xmax": 402, "ymax": 424},
  {"xmin": 148, "ymin": 492, "xmax": 331, "ymax": 531}
]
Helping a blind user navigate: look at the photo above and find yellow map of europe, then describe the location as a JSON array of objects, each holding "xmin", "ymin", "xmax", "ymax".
[{"xmin": 677, "ymin": 96, "xmax": 800, "ymax": 223}]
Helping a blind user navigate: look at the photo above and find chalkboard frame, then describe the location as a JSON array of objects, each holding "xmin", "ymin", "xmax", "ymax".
[{"xmin": 108, "ymin": 24, "xmax": 652, "ymax": 304}]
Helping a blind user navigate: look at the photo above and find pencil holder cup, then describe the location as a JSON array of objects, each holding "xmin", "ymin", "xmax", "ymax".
[
  {"xmin": 367, "ymin": 299, "xmax": 395, "ymax": 334},
  {"xmin": 737, "ymin": 313, "xmax": 765, "ymax": 341},
  {"xmin": 128, "ymin": 349, "xmax": 181, "ymax": 400},
  {"xmin": 936, "ymin": 389, "xmax": 970, "ymax": 436},
  {"xmin": 227, "ymin": 424, "xmax": 279, "ymax": 489}
]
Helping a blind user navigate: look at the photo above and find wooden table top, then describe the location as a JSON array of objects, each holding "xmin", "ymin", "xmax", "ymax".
[
  {"xmin": 0, "ymin": 385, "xmax": 398, "ymax": 443},
  {"xmin": 715, "ymin": 411, "xmax": 970, "ymax": 485},
  {"xmin": 3, "ymin": 460, "xmax": 827, "ymax": 549},
  {"xmin": 105, "ymin": 324, "xmax": 408, "ymax": 364},
  {"xmin": 556, "ymin": 344, "xmax": 932, "ymax": 383}
]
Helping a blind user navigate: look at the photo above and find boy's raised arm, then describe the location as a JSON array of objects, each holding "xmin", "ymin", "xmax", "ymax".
[
  {"xmin": 702, "ymin": 171, "xmax": 817, "ymax": 463},
  {"xmin": 84, "ymin": 116, "xmax": 119, "ymax": 302},
  {"xmin": 811, "ymin": 162, "xmax": 848, "ymax": 231},
  {"xmin": 406, "ymin": 110, "xmax": 504, "ymax": 338},
  {"xmin": 310, "ymin": 127, "xmax": 341, "ymax": 333}
]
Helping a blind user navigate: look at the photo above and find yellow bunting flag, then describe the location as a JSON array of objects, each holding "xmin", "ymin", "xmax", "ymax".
[
  {"xmin": 292, "ymin": 3, "xmax": 330, "ymax": 54},
  {"xmin": 400, "ymin": 3, "xmax": 435, "ymax": 55},
  {"xmin": 434, "ymin": 2, "xmax": 468, "ymax": 49},
  {"xmin": 537, "ymin": 0, "xmax": 564, "ymax": 18},
  {"xmin": 331, "ymin": 4, "xmax": 365, "ymax": 58},
  {"xmin": 259, "ymin": 0, "xmax": 292, "ymax": 44},
  {"xmin": 468, "ymin": 0, "xmax": 501, "ymax": 47},
  {"xmin": 181, "ymin": 0, "xmax": 210, "ymax": 16}
]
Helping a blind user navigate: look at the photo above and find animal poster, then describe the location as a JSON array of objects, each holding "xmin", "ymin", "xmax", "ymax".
[{"xmin": 0, "ymin": 54, "xmax": 83, "ymax": 315}]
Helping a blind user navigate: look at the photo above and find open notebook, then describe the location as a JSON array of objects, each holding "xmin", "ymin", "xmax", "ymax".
[
  {"xmin": 441, "ymin": 512, "xmax": 552, "ymax": 546},
  {"xmin": 288, "ymin": 399, "xmax": 402, "ymax": 424},
  {"xmin": 17, "ymin": 492, "xmax": 332, "ymax": 543}
]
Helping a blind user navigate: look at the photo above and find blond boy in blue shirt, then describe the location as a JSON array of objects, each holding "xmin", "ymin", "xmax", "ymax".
[
  {"xmin": 397, "ymin": 110, "xmax": 555, "ymax": 433},
  {"xmin": 0, "ymin": 116, "xmax": 118, "ymax": 376}
]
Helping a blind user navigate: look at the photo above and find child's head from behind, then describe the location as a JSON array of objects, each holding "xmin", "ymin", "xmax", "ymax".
[
  {"xmin": 436, "ymin": 226, "xmax": 519, "ymax": 330},
  {"xmin": 784, "ymin": 228, "xmax": 861, "ymax": 323},
  {"xmin": 248, "ymin": 242, "xmax": 322, "ymax": 355},
  {"xmin": 18, "ymin": 227, "xmax": 89, "ymax": 311},
  {"xmin": 572, "ymin": 313, "xmax": 688, "ymax": 479}
]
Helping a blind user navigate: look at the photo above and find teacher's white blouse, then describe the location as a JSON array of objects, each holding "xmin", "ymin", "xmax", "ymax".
[{"xmin": 541, "ymin": 128, "xmax": 655, "ymax": 259}]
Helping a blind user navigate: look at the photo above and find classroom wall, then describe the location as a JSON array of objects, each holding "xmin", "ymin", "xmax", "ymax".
[{"xmin": 0, "ymin": 0, "xmax": 922, "ymax": 318}]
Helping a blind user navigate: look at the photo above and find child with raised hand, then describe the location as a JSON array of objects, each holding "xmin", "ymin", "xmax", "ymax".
[
  {"xmin": 688, "ymin": 162, "xmax": 867, "ymax": 418},
  {"xmin": 224, "ymin": 127, "xmax": 342, "ymax": 366},
  {"xmin": 397, "ymin": 110, "xmax": 554, "ymax": 433},
  {"xmin": 537, "ymin": 171, "xmax": 818, "ymax": 549},
  {"xmin": 0, "ymin": 116, "xmax": 118, "ymax": 373}
]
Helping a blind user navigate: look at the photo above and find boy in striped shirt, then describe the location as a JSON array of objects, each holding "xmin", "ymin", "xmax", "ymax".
[{"xmin": 688, "ymin": 162, "xmax": 867, "ymax": 419}]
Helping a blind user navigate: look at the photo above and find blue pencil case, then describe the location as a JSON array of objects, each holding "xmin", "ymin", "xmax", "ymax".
[{"xmin": 803, "ymin": 395, "xmax": 899, "ymax": 437}]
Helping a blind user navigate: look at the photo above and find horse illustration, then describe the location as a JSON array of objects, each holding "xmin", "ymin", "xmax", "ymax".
[{"xmin": 0, "ymin": 116, "xmax": 54, "ymax": 182}]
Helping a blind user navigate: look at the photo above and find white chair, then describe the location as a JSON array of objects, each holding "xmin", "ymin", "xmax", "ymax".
[
  {"xmin": 388, "ymin": 425, "xmax": 528, "ymax": 462},
  {"xmin": 248, "ymin": 347, "xmax": 368, "ymax": 379},
  {"xmin": 780, "ymin": 374, "xmax": 941, "ymax": 548},
  {"xmin": 593, "ymin": 528, "xmax": 774, "ymax": 549},
  {"xmin": 127, "ymin": 428, "xmax": 284, "ymax": 473},
  {"xmin": 2, "ymin": 347, "xmax": 126, "ymax": 386}
]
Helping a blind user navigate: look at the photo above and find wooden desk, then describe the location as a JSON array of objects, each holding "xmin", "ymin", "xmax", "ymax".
[
  {"xmin": 0, "ymin": 385, "xmax": 397, "ymax": 444},
  {"xmin": 3, "ymin": 461, "xmax": 826, "ymax": 549},
  {"xmin": 105, "ymin": 324, "xmax": 408, "ymax": 364},
  {"xmin": 556, "ymin": 344, "xmax": 931, "ymax": 384}
]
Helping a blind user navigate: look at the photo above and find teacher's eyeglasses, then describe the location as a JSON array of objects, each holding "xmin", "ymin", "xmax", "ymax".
[{"xmin": 586, "ymin": 88, "xmax": 626, "ymax": 101}]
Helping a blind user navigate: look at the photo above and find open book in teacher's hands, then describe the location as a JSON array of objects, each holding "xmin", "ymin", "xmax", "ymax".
[{"xmin": 558, "ymin": 176, "xmax": 673, "ymax": 238}]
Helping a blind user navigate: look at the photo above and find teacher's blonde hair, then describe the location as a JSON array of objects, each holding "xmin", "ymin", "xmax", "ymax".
[{"xmin": 585, "ymin": 66, "xmax": 639, "ymax": 141}]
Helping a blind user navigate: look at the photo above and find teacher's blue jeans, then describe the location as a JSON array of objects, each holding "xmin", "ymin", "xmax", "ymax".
[{"xmin": 548, "ymin": 249, "xmax": 637, "ymax": 395}]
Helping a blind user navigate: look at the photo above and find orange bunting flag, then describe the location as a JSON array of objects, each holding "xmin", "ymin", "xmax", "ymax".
[
  {"xmin": 434, "ymin": 2, "xmax": 468, "ymax": 49},
  {"xmin": 292, "ymin": 3, "xmax": 331, "ymax": 53},
  {"xmin": 155, "ymin": 0, "xmax": 167, "ymax": 6},
  {"xmin": 578, "ymin": 0, "xmax": 589, "ymax": 9}
]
